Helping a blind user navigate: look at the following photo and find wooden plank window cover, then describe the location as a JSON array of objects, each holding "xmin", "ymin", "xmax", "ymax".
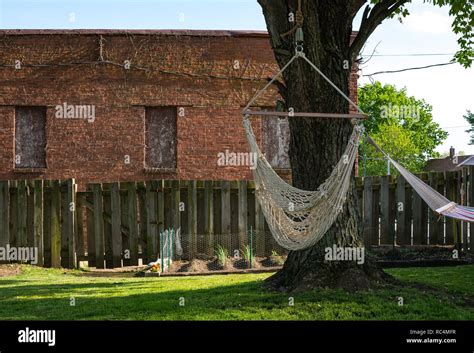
[
  {"xmin": 263, "ymin": 116, "xmax": 290, "ymax": 169},
  {"xmin": 145, "ymin": 107, "xmax": 177, "ymax": 169},
  {"xmin": 15, "ymin": 106, "xmax": 47, "ymax": 168}
]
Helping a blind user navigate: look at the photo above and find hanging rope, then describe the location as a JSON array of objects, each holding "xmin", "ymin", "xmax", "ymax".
[{"xmin": 281, "ymin": 0, "xmax": 304, "ymax": 38}]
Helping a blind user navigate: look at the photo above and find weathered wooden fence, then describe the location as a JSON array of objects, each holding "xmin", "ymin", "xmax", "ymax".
[
  {"xmin": 356, "ymin": 166, "xmax": 474, "ymax": 250},
  {"xmin": 1, "ymin": 171, "xmax": 473, "ymax": 269},
  {"xmin": 0, "ymin": 180, "xmax": 76, "ymax": 268},
  {"xmin": 0, "ymin": 179, "xmax": 284, "ymax": 269},
  {"xmin": 81, "ymin": 180, "xmax": 285, "ymax": 269}
]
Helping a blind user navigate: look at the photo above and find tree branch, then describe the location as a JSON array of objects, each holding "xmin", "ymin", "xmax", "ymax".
[
  {"xmin": 350, "ymin": 0, "xmax": 368, "ymax": 18},
  {"xmin": 257, "ymin": 0, "xmax": 293, "ymax": 64},
  {"xmin": 349, "ymin": 0, "xmax": 409, "ymax": 62}
]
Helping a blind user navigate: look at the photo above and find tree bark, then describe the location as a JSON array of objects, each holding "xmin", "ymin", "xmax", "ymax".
[{"xmin": 258, "ymin": 0, "xmax": 390, "ymax": 291}]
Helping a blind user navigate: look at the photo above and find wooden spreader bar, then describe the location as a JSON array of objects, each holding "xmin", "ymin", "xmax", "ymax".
[{"xmin": 243, "ymin": 110, "xmax": 367, "ymax": 120}]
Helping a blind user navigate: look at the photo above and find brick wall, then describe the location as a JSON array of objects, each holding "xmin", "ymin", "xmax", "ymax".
[{"xmin": 0, "ymin": 30, "xmax": 359, "ymax": 186}]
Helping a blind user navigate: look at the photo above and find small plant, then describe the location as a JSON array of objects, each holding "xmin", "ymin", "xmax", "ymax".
[
  {"xmin": 241, "ymin": 245, "xmax": 253, "ymax": 267},
  {"xmin": 270, "ymin": 250, "xmax": 285, "ymax": 266},
  {"xmin": 215, "ymin": 245, "xmax": 229, "ymax": 267}
]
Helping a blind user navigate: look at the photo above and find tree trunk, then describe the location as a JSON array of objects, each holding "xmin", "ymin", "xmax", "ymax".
[{"xmin": 258, "ymin": 0, "xmax": 390, "ymax": 291}]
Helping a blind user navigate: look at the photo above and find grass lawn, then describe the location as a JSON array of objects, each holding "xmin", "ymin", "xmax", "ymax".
[{"xmin": 0, "ymin": 265, "xmax": 472, "ymax": 320}]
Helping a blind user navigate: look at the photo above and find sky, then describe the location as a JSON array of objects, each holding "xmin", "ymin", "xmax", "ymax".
[{"xmin": 0, "ymin": 0, "xmax": 472, "ymax": 155}]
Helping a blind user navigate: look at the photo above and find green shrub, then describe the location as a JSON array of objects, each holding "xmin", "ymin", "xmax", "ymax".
[
  {"xmin": 241, "ymin": 245, "xmax": 253, "ymax": 267},
  {"xmin": 215, "ymin": 245, "xmax": 229, "ymax": 267}
]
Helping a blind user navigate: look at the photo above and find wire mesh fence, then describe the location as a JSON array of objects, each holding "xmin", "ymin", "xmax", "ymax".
[{"xmin": 144, "ymin": 228, "xmax": 288, "ymax": 274}]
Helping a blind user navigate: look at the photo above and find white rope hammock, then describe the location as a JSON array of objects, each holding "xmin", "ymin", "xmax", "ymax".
[
  {"xmin": 367, "ymin": 135, "xmax": 474, "ymax": 222},
  {"xmin": 244, "ymin": 116, "xmax": 363, "ymax": 250},
  {"xmin": 243, "ymin": 45, "xmax": 473, "ymax": 252}
]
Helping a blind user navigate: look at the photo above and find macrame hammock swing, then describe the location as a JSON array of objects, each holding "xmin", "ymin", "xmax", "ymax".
[{"xmin": 242, "ymin": 30, "xmax": 474, "ymax": 252}]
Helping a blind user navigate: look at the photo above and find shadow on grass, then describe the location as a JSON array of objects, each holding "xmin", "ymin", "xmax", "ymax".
[{"xmin": 0, "ymin": 274, "xmax": 472, "ymax": 320}]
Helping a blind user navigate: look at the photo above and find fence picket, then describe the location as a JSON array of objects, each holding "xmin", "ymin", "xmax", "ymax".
[
  {"xmin": 50, "ymin": 181, "xmax": 61, "ymax": 268},
  {"xmin": 17, "ymin": 180, "xmax": 27, "ymax": 248},
  {"xmin": 204, "ymin": 181, "xmax": 214, "ymax": 257},
  {"xmin": 221, "ymin": 181, "xmax": 231, "ymax": 254},
  {"xmin": 187, "ymin": 180, "xmax": 198, "ymax": 259},
  {"xmin": 92, "ymin": 184, "xmax": 105, "ymax": 269},
  {"xmin": 380, "ymin": 176, "xmax": 392, "ymax": 245},
  {"xmin": 428, "ymin": 173, "xmax": 439, "ymax": 245},
  {"xmin": 127, "ymin": 182, "xmax": 139, "ymax": 266},
  {"xmin": 111, "ymin": 182, "xmax": 122, "ymax": 268},
  {"xmin": 0, "ymin": 181, "xmax": 10, "ymax": 249},
  {"xmin": 86, "ymin": 191, "xmax": 96, "ymax": 267},
  {"xmin": 396, "ymin": 175, "xmax": 406, "ymax": 246},
  {"xmin": 238, "ymin": 180, "xmax": 248, "ymax": 251},
  {"xmin": 65, "ymin": 180, "xmax": 76, "ymax": 268},
  {"xmin": 34, "ymin": 180, "xmax": 44, "ymax": 267},
  {"xmin": 445, "ymin": 171, "xmax": 455, "ymax": 244}
]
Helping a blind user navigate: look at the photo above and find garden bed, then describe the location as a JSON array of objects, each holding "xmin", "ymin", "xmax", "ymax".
[
  {"xmin": 0, "ymin": 264, "xmax": 22, "ymax": 277},
  {"xmin": 141, "ymin": 254, "xmax": 287, "ymax": 276},
  {"xmin": 369, "ymin": 245, "xmax": 474, "ymax": 261}
]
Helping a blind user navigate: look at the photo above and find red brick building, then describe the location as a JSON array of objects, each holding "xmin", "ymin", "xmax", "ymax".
[{"xmin": 0, "ymin": 30, "xmax": 359, "ymax": 186}]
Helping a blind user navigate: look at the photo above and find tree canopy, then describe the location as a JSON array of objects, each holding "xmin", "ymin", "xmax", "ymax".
[
  {"xmin": 352, "ymin": 0, "xmax": 473, "ymax": 67},
  {"xmin": 464, "ymin": 110, "xmax": 474, "ymax": 144},
  {"xmin": 358, "ymin": 82, "xmax": 448, "ymax": 176}
]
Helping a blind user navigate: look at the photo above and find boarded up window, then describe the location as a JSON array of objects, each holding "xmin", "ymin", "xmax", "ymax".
[
  {"xmin": 145, "ymin": 107, "xmax": 177, "ymax": 169},
  {"xmin": 15, "ymin": 106, "xmax": 47, "ymax": 168},
  {"xmin": 263, "ymin": 116, "xmax": 290, "ymax": 169}
]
